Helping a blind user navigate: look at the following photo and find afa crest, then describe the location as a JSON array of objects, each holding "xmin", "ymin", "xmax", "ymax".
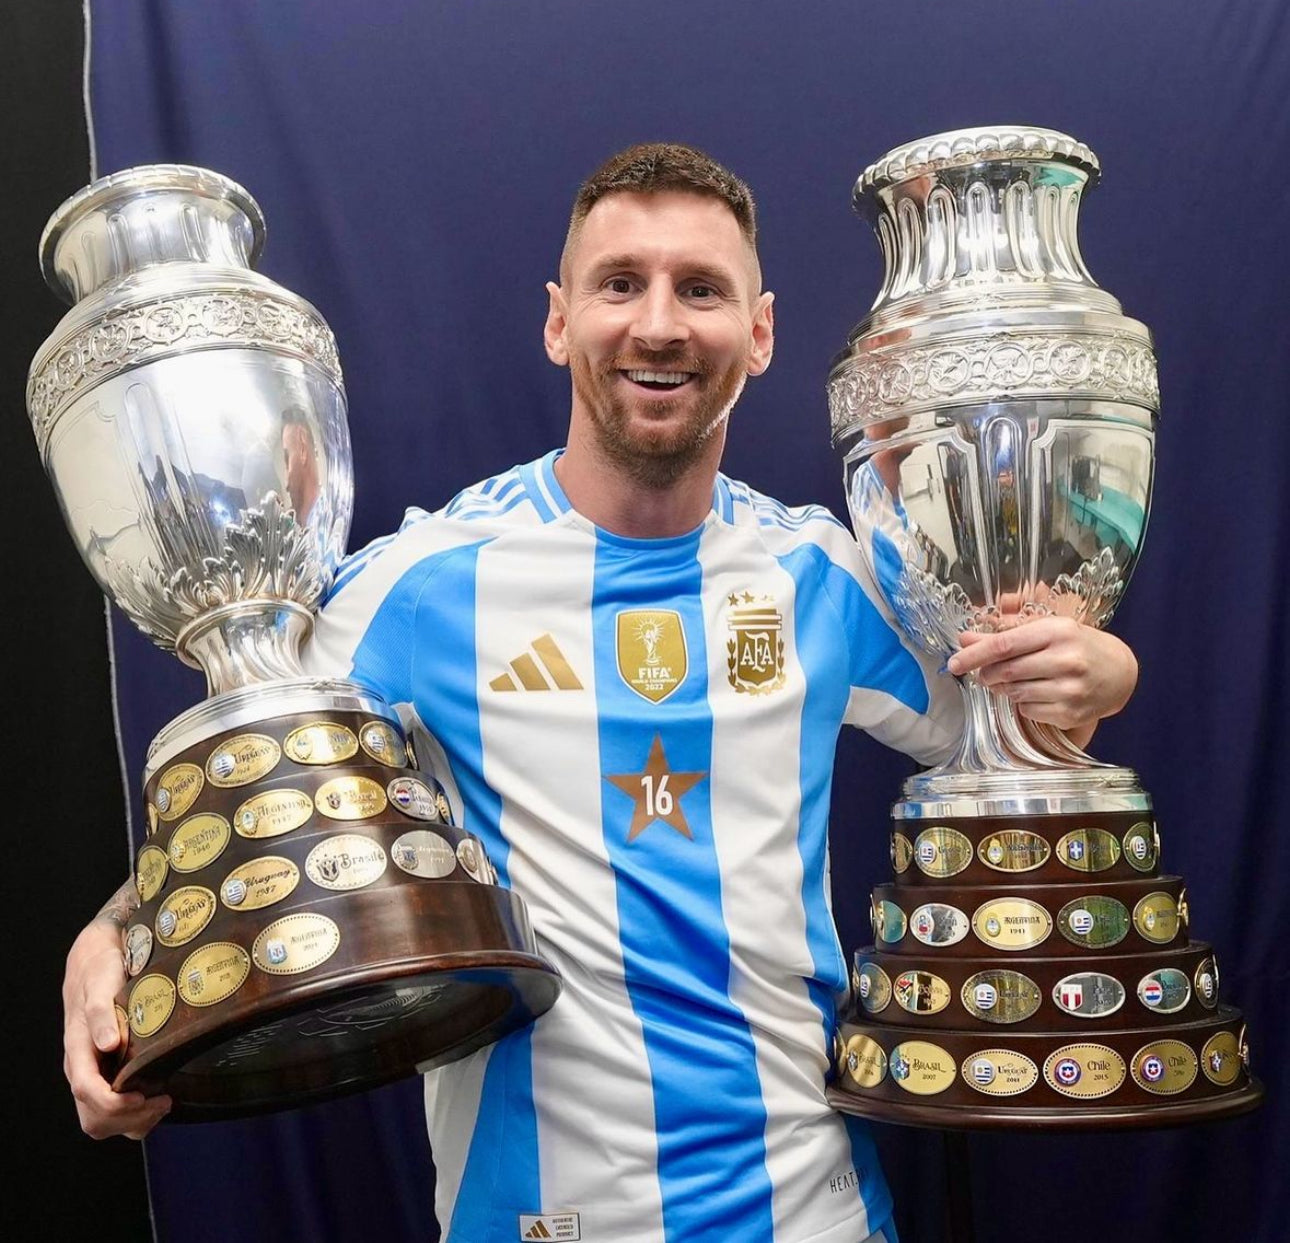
[{"xmin": 726, "ymin": 592, "xmax": 786, "ymax": 694}]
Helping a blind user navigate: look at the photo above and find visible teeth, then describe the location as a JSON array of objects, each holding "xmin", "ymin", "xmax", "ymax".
[{"xmin": 626, "ymin": 370, "xmax": 691, "ymax": 385}]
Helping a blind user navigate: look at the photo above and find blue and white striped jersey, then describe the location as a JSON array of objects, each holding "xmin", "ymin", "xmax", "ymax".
[{"xmin": 306, "ymin": 450, "xmax": 962, "ymax": 1243}]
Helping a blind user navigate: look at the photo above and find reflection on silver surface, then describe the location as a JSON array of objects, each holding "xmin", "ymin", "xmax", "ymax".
[
  {"xmin": 830, "ymin": 128, "xmax": 1157, "ymax": 809},
  {"xmin": 28, "ymin": 165, "xmax": 352, "ymax": 698}
]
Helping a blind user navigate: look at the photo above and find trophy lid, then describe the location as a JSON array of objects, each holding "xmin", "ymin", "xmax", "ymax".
[
  {"xmin": 39, "ymin": 164, "xmax": 267, "ymax": 302},
  {"xmin": 854, "ymin": 125, "xmax": 1100, "ymax": 210}
]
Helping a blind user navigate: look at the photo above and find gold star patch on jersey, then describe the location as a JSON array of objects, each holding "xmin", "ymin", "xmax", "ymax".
[
  {"xmin": 617, "ymin": 609, "xmax": 687, "ymax": 703},
  {"xmin": 726, "ymin": 592, "xmax": 786, "ymax": 694},
  {"xmin": 605, "ymin": 734, "xmax": 706, "ymax": 842}
]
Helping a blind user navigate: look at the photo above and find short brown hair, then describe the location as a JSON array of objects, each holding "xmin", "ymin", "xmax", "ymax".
[{"xmin": 563, "ymin": 142, "xmax": 758, "ymax": 265}]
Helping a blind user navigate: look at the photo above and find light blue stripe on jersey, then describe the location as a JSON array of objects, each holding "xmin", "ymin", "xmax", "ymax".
[
  {"xmin": 592, "ymin": 528, "xmax": 774, "ymax": 1243},
  {"xmin": 518, "ymin": 457, "xmax": 558, "ymax": 522},
  {"xmin": 778, "ymin": 546, "xmax": 855, "ymax": 1025},
  {"xmin": 532, "ymin": 449, "xmax": 573, "ymax": 518},
  {"xmin": 781, "ymin": 542, "xmax": 898, "ymax": 1228},
  {"xmin": 445, "ymin": 1029, "xmax": 541, "ymax": 1243}
]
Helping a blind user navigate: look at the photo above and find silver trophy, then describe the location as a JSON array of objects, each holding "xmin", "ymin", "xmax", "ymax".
[
  {"xmin": 830, "ymin": 126, "xmax": 1157, "ymax": 814},
  {"xmin": 28, "ymin": 166, "xmax": 559, "ymax": 1119},
  {"xmin": 827, "ymin": 129, "xmax": 1260, "ymax": 1128}
]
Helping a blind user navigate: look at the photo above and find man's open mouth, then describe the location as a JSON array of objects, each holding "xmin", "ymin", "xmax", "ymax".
[{"xmin": 621, "ymin": 368, "xmax": 697, "ymax": 391}]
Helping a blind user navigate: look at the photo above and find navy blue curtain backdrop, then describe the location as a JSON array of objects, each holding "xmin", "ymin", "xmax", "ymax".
[{"xmin": 84, "ymin": 2, "xmax": 1286, "ymax": 1240}]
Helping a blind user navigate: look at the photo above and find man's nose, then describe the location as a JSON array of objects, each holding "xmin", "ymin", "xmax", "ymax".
[{"xmin": 630, "ymin": 282, "xmax": 689, "ymax": 351}]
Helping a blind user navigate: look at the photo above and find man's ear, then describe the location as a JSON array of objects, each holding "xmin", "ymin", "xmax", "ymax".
[
  {"xmin": 746, "ymin": 291, "xmax": 774, "ymax": 376},
  {"xmin": 544, "ymin": 281, "xmax": 569, "ymax": 366}
]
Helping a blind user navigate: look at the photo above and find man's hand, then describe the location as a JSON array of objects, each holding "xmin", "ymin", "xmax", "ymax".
[
  {"xmin": 63, "ymin": 917, "xmax": 171, "ymax": 1139},
  {"xmin": 946, "ymin": 617, "xmax": 1138, "ymax": 747}
]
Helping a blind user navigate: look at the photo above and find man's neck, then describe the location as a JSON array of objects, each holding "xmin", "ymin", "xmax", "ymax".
[{"xmin": 554, "ymin": 431, "xmax": 723, "ymax": 539}]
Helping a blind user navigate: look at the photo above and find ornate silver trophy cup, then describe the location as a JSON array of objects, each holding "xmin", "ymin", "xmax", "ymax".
[
  {"xmin": 826, "ymin": 129, "xmax": 1259, "ymax": 1127},
  {"xmin": 28, "ymin": 166, "xmax": 560, "ymax": 1119}
]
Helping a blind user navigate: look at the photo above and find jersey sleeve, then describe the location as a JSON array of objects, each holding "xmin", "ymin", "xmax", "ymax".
[
  {"xmin": 302, "ymin": 510, "xmax": 476, "ymax": 708},
  {"xmin": 810, "ymin": 515, "xmax": 962, "ymax": 766}
]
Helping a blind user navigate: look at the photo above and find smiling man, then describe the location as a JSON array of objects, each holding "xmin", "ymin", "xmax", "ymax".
[{"xmin": 62, "ymin": 143, "xmax": 1138, "ymax": 1243}]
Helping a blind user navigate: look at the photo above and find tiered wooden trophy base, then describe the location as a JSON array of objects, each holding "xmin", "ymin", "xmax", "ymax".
[
  {"xmin": 828, "ymin": 807, "xmax": 1262, "ymax": 1129},
  {"xmin": 119, "ymin": 699, "xmax": 560, "ymax": 1121}
]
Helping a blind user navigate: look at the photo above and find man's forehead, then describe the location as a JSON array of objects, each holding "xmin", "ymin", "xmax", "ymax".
[{"xmin": 568, "ymin": 190, "xmax": 760, "ymax": 287}]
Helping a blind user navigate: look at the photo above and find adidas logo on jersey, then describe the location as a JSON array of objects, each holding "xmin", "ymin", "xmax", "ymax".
[
  {"xmin": 490, "ymin": 634, "xmax": 584, "ymax": 692},
  {"xmin": 519, "ymin": 1211, "xmax": 580, "ymax": 1240}
]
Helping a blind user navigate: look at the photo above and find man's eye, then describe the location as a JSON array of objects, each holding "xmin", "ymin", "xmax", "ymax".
[
  {"xmin": 606, "ymin": 277, "xmax": 633, "ymax": 294},
  {"xmin": 687, "ymin": 284, "xmax": 717, "ymax": 299}
]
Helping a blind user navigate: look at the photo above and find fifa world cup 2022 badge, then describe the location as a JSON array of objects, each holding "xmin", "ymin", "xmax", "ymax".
[
  {"xmin": 725, "ymin": 592, "xmax": 787, "ymax": 695},
  {"xmin": 617, "ymin": 610, "xmax": 688, "ymax": 704}
]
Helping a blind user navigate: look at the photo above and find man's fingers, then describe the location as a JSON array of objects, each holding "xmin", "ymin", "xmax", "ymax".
[
  {"xmin": 947, "ymin": 619, "xmax": 1076, "ymax": 677},
  {"xmin": 77, "ymin": 947, "xmax": 128, "ymax": 1052}
]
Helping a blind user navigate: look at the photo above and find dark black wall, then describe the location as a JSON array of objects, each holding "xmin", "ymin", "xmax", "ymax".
[{"xmin": 2, "ymin": 1, "xmax": 150, "ymax": 1238}]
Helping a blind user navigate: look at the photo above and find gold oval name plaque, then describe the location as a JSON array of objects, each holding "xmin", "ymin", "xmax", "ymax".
[
  {"xmin": 972, "ymin": 898, "xmax": 1052, "ymax": 950},
  {"xmin": 391, "ymin": 829, "xmax": 458, "ymax": 878},
  {"xmin": 136, "ymin": 845, "xmax": 169, "ymax": 903},
  {"xmin": 890, "ymin": 1041, "xmax": 956, "ymax": 1095},
  {"xmin": 894, "ymin": 970, "xmax": 952, "ymax": 1015},
  {"xmin": 978, "ymin": 829, "xmax": 1051, "ymax": 873},
  {"xmin": 913, "ymin": 827, "xmax": 973, "ymax": 878},
  {"xmin": 855, "ymin": 961, "xmax": 893, "ymax": 1015},
  {"xmin": 1057, "ymin": 895, "xmax": 1130, "ymax": 949},
  {"xmin": 1133, "ymin": 892, "xmax": 1180, "ymax": 944},
  {"xmin": 1201, "ymin": 1031, "xmax": 1243, "ymax": 1086},
  {"xmin": 206, "ymin": 733, "xmax": 282, "ymax": 788},
  {"xmin": 128, "ymin": 974, "xmax": 176, "ymax": 1038},
  {"xmin": 360, "ymin": 720, "xmax": 405, "ymax": 765},
  {"xmin": 909, "ymin": 903, "xmax": 970, "ymax": 947},
  {"xmin": 234, "ymin": 788, "xmax": 314, "ymax": 839},
  {"xmin": 252, "ymin": 913, "xmax": 341, "ymax": 976},
  {"xmin": 962, "ymin": 1049, "xmax": 1040, "ymax": 1097},
  {"xmin": 178, "ymin": 942, "xmax": 251, "ymax": 1007},
  {"xmin": 1043, "ymin": 1044, "xmax": 1127, "ymax": 1099},
  {"xmin": 1131, "ymin": 1039, "xmax": 1199, "ymax": 1095},
  {"xmin": 890, "ymin": 832, "xmax": 913, "ymax": 875},
  {"xmin": 1122, "ymin": 821, "xmax": 1158, "ymax": 872},
  {"xmin": 1055, "ymin": 828, "xmax": 1122, "ymax": 872},
  {"xmin": 155, "ymin": 762, "xmax": 203, "ymax": 822},
  {"xmin": 155, "ymin": 885, "xmax": 217, "ymax": 947},
  {"xmin": 167, "ymin": 812, "xmax": 231, "ymax": 873},
  {"xmin": 873, "ymin": 899, "xmax": 907, "ymax": 944},
  {"xmin": 960, "ymin": 970, "xmax": 1042, "ymax": 1024},
  {"xmin": 315, "ymin": 775, "xmax": 388, "ymax": 821},
  {"xmin": 1137, "ymin": 968, "xmax": 1191, "ymax": 1014},
  {"xmin": 124, "ymin": 925, "xmax": 153, "ymax": 977},
  {"xmin": 1194, "ymin": 956, "xmax": 1220, "ymax": 1009},
  {"xmin": 842, "ymin": 1034, "xmax": 888, "ymax": 1088},
  {"xmin": 388, "ymin": 777, "xmax": 447, "ymax": 823},
  {"xmin": 305, "ymin": 834, "xmax": 388, "ymax": 891},
  {"xmin": 1052, "ymin": 972, "xmax": 1126, "ymax": 1019},
  {"xmin": 220, "ymin": 856, "xmax": 301, "ymax": 910},
  {"xmin": 283, "ymin": 722, "xmax": 359, "ymax": 765}
]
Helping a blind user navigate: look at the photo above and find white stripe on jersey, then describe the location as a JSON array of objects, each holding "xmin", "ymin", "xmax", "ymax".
[
  {"xmin": 423, "ymin": 1043, "xmax": 493, "ymax": 1229},
  {"xmin": 697, "ymin": 523, "xmax": 876, "ymax": 1241},
  {"xmin": 471, "ymin": 532, "xmax": 667, "ymax": 1240}
]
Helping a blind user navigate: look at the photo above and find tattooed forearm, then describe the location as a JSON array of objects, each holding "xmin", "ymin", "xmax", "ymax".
[{"xmin": 96, "ymin": 877, "xmax": 141, "ymax": 929}]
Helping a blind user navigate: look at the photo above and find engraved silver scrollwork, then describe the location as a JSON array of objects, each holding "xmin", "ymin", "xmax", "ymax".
[
  {"xmin": 828, "ymin": 330, "xmax": 1159, "ymax": 437},
  {"xmin": 102, "ymin": 492, "xmax": 324, "ymax": 651},
  {"xmin": 28, "ymin": 289, "xmax": 342, "ymax": 451}
]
